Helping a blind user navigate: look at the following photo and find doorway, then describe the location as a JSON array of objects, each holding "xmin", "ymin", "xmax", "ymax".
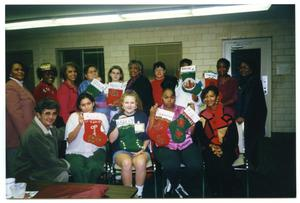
[{"xmin": 223, "ymin": 38, "xmax": 272, "ymax": 137}]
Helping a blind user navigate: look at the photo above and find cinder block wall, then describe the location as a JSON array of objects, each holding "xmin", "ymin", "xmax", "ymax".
[{"xmin": 6, "ymin": 18, "xmax": 295, "ymax": 133}]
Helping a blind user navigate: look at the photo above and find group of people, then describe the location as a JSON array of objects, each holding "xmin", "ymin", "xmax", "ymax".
[{"xmin": 6, "ymin": 57, "xmax": 267, "ymax": 198}]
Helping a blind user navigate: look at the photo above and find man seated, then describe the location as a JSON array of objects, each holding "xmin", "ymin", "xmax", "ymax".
[{"xmin": 14, "ymin": 99, "xmax": 70, "ymax": 182}]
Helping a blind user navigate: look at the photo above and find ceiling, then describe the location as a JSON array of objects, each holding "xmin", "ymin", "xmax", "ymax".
[{"xmin": 5, "ymin": 4, "xmax": 295, "ymax": 35}]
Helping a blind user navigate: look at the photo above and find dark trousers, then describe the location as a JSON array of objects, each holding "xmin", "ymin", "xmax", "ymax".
[
  {"xmin": 66, "ymin": 148, "xmax": 106, "ymax": 183},
  {"xmin": 245, "ymin": 133, "xmax": 262, "ymax": 168},
  {"xmin": 154, "ymin": 143, "xmax": 203, "ymax": 197},
  {"xmin": 204, "ymin": 150, "xmax": 235, "ymax": 197},
  {"xmin": 6, "ymin": 148, "xmax": 18, "ymax": 178}
]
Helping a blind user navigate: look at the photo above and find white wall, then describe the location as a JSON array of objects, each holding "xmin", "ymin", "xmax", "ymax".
[{"xmin": 6, "ymin": 18, "xmax": 295, "ymax": 133}]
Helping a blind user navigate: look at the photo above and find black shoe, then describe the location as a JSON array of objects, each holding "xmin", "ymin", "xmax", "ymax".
[
  {"xmin": 134, "ymin": 194, "xmax": 142, "ymax": 198},
  {"xmin": 174, "ymin": 184, "xmax": 189, "ymax": 198}
]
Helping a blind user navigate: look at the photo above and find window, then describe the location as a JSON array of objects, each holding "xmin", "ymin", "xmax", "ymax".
[
  {"xmin": 129, "ymin": 42, "xmax": 182, "ymax": 79},
  {"xmin": 56, "ymin": 48, "xmax": 105, "ymax": 83}
]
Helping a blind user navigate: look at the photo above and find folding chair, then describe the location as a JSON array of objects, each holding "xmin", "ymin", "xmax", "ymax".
[
  {"xmin": 112, "ymin": 145, "xmax": 158, "ymax": 198},
  {"xmin": 233, "ymin": 157, "xmax": 250, "ymax": 197}
]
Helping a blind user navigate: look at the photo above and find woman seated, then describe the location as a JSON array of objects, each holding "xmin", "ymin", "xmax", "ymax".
[
  {"xmin": 65, "ymin": 93, "xmax": 109, "ymax": 183},
  {"xmin": 108, "ymin": 90, "xmax": 150, "ymax": 198},
  {"xmin": 148, "ymin": 87, "xmax": 203, "ymax": 198},
  {"xmin": 195, "ymin": 85, "xmax": 238, "ymax": 197}
]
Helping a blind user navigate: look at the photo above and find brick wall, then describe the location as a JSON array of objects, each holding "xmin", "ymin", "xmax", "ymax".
[{"xmin": 6, "ymin": 18, "xmax": 295, "ymax": 132}]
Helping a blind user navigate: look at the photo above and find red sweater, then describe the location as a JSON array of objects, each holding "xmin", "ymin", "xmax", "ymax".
[
  {"xmin": 33, "ymin": 81, "xmax": 58, "ymax": 103},
  {"xmin": 57, "ymin": 81, "xmax": 78, "ymax": 123},
  {"xmin": 151, "ymin": 79, "xmax": 164, "ymax": 106}
]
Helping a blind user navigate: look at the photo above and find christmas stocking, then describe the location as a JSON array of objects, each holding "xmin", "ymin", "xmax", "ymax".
[
  {"xmin": 148, "ymin": 119, "xmax": 170, "ymax": 147},
  {"xmin": 83, "ymin": 119, "xmax": 107, "ymax": 147},
  {"xmin": 118, "ymin": 125, "xmax": 143, "ymax": 152},
  {"xmin": 169, "ymin": 106, "xmax": 200, "ymax": 143},
  {"xmin": 203, "ymin": 71, "xmax": 218, "ymax": 87},
  {"xmin": 182, "ymin": 80, "xmax": 203, "ymax": 95},
  {"xmin": 180, "ymin": 65, "xmax": 196, "ymax": 81},
  {"xmin": 169, "ymin": 114, "xmax": 191, "ymax": 143}
]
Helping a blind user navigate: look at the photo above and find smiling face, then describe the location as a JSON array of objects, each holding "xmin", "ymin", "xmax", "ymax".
[
  {"xmin": 129, "ymin": 63, "xmax": 141, "ymax": 78},
  {"xmin": 203, "ymin": 90, "xmax": 218, "ymax": 108},
  {"xmin": 65, "ymin": 65, "xmax": 78, "ymax": 82},
  {"xmin": 37, "ymin": 109, "xmax": 58, "ymax": 128},
  {"xmin": 42, "ymin": 70, "xmax": 55, "ymax": 85},
  {"xmin": 85, "ymin": 66, "xmax": 98, "ymax": 81},
  {"xmin": 10, "ymin": 63, "xmax": 25, "ymax": 81},
  {"xmin": 79, "ymin": 97, "xmax": 95, "ymax": 113},
  {"xmin": 162, "ymin": 89, "xmax": 175, "ymax": 109},
  {"xmin": 122, "ymin": 95, "xmax": 137, "ymax": 115},
  {"xmin": 239, "ymin": 62, "xmax": 253, "ymax": 77}
]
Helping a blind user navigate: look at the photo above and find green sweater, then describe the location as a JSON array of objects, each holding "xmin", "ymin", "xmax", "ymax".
[{"xmin": 14, "ymin": 119, "xmax": 69, "ymax": 182}]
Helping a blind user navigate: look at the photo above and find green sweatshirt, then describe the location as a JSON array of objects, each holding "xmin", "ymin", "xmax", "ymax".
[{"xmin": 14, "ymin": 119, "xmax": 69, "ymax": 182}]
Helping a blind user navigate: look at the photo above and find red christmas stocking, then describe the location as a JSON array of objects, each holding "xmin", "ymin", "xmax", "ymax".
[
  {"xmin": 148, "ymin": 119, "xmax": 170, "ymax": 147},
  {"xmin": 83, "ymin": 119, "xmax": 107, "ymax": 147}
]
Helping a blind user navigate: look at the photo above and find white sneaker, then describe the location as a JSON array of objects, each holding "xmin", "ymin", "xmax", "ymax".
[
  {"xmin": 232, "ymin": 154, "xmax": 245, "ymax": 167},
  {"xmin": 174, "ymin": 184, "xmax": 189, "ymax": 198},
  {"xmin": 163, "ymin": 179, "xmax": 171, "ymax": 195}
]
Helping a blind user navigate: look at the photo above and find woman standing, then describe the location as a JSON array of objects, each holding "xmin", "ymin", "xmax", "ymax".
[
  {"xmin": 236, "ymin": 60, "xmax": 267, "ymax": 169},
  {"xmin": 57, "ymin": 62, "xmax": 78, "ymax": 123},
  {"xmin": 65, "ymin": 93, "xmax": 109, "ymax": 183},
  {"xmin": 195, "ymin": 85, "xmax": 238, "ymax": 197},
  {"xmin": 33, "ymin": 63, "xmax": 58, "ymax": 103},
  {"xmin": 216, "ymin": 58, "xmax": 238, "ymax": 118},
  {"xmin": 106, "ymin": 65, "xmax": 126, "ymax": 120},
  {"xmin": 78, "ymin": 64, "xmax": 110, "ymax": 120},
  {"xmin": 6, "ymin": 61, "xmax": 36, "ymax": 177},
  {"xmin": 33, "ymin": 63, "xmax": 64, "ymax": 128},
  {"xmin": 148, "ymin": 88, "xmax": 203, "ymax": 198},
  {"xmin": 151, "ymin": 61, "xmax": 166, "ymax": 106},
  {"xmin": 108, "ymin": 90, "xmax": 150, "ymax": 198},
  {"xmin": 125, "ymin": 60, "xmax": 154, "ymax": 116}
]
